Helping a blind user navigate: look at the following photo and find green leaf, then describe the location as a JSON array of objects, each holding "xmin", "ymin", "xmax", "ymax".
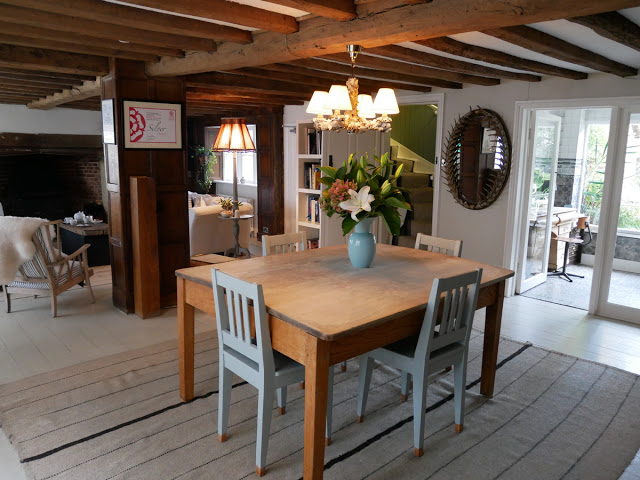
[
  {"xmin": 318, "ymin": 177, "xmax": 334, "ymax": 187},
  {"xmin": 379, "ymin": 207, "xmax": 401, "ymax": 236},
  {"xmin": 368, "ymin": 177, "xmax": 380, "ymax": 191},
  {"xmin": 360, "ymin": 155, "xmax": 367, "ymax": 169},
  {"xmin": 342, "ymin": 216, "xmax": 357, "ymax": 235},
  {"xmin": 336, "ymin": 164, "xmax": 347, "ymax": 180},
  {"xmin": 356, "ymin": 169, "xmax": 365, "ymax": 185},
  {"xmin": 319, "ymin": 166, "xmax": 337, "ymax": 179},
  {"xmin": 385, "ymin": 196, "xmax": 411, "ymax": 210}
]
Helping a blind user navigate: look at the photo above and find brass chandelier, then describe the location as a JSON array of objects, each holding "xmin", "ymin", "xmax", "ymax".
[{"xmin": 306, "ymin": 45, "xmax": 399, "ymax": 134}]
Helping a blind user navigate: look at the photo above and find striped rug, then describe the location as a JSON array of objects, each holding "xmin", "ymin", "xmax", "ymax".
[{"xmin": 1, "ymin": 331, "xmax": 639, "ymax": 480}]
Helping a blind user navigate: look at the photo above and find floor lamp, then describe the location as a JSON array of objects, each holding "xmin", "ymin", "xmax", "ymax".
[{"xmin": 212, "ymin": 118, "xmax": 256, "ymax": 257}]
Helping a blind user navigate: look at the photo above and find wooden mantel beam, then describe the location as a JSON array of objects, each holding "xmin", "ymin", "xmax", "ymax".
[
  {"xmin": 146, "ymin": 0, "xmax": 640, "ymax": 77},
  {"xmin": 28, "ymin": 77, "xmax": 101, "ymax": 110},
  {"xmin": 569, "ymin": 12, "xmax": 640, "ymax": 53}
]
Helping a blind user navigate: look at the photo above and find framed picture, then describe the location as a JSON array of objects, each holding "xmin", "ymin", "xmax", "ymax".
[
  {"xmin": 123, "ymin": 100, "xmax": 182, "ymax": 149},
  {"xmin": 101, "ymin": 99, "xmax": 116, "ymax": 144}
]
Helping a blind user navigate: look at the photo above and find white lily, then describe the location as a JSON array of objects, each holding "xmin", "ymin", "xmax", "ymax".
[{"xmin": 338, "ymin": 185, "xmax": 375, "ymax": 221}]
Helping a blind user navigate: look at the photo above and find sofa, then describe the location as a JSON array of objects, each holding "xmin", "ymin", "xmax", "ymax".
[{"xmin": 188, "ymin": 193, "xmax": 254, "ymax": 256}]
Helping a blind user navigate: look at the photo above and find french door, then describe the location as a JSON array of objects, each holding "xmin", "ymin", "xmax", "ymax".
[{"xmin": 516, "ymin": 112, "xmax": 562, "ymax": 293}]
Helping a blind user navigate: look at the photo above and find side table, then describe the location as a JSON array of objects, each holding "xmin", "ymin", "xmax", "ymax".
[
  {"xmin": 219, "ymin": 214, "xmax": 253, "ymax": 258},
  {"xmin": 60, "ymin": 222, "xmax": 110, "ymax": 267}
]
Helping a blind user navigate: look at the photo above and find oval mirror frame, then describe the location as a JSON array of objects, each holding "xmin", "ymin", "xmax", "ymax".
[{"xmin": 442, "ymin": 108, "xmax": 511, "ymax": 210}]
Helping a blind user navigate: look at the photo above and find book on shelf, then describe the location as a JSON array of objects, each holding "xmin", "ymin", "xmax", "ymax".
[
  {"xmin": 304, "ymin": 127, "xmax": 322, "ymax": 155},
  {"xmin": 303, "ymin": 162, "xmax": 321, "ymax": 190},
  {"xmin": 307, "ymin": 195, "xmax": 320, "ymax": 224},
  {"xmin": 308, "ymin": 237, "xmax": 319, "ymax": 249}
]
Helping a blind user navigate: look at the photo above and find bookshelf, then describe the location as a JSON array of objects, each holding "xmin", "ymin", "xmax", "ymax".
[{"xmin": 295, "ymin": 120, "xmax": 389, "ymax": 248}]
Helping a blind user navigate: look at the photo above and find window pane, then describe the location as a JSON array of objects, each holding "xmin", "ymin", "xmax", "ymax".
[{"xmin": 222, "ymin": 152, "xmax": 234, "ymax": 182}]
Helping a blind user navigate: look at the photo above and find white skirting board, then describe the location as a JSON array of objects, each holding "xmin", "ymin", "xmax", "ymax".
[{"xmin": 580, "ymin": 254, "xmax": 640, "ymax": 274}]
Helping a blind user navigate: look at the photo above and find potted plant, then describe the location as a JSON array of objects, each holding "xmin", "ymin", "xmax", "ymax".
[
  {"xmin": 218, "ymin": 197, "xmax": 241, "ymax": 217},
  {"xmin": 191, "ymin": 145, "xmax": 217, "ymax": 193}
]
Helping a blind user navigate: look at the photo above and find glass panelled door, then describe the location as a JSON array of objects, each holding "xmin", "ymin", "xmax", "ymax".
[
  {"xmin": 595, "ymin": 108, "xmax": 640, "ymax": 323},
  {"xmin": 517, "ymin": 112, "xmax": 562, "ymax": 293}
]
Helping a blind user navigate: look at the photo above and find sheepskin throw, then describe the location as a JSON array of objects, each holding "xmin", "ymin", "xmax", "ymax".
[{"xmin": 0, "ymin": 216, "xmax": 47, "ymax": 285}]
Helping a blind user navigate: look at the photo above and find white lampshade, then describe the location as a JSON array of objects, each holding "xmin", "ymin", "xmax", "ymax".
[
  {"xmin": 306, "ymin": 91, "xmax": 331, "ymax": 115},
  {"xmin": 357, "ymin": 94, "xmax": 376, "ymax": 118},
  {"xmin": 373, "ymin": 88, "xmax": 399, "ymax": 115},
  {"xmin": 326, "ymin": 84, "xmax": 352, "ymax": 111}
]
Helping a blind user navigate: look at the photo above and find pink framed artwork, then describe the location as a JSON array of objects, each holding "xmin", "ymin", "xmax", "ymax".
[{"xmin": 123, "ymin": 100, "xmax": 183, "ymax": 149}]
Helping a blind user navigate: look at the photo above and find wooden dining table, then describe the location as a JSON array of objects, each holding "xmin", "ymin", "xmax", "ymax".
[{"xmin": 175, "ymin": 244, "xmax": 514, "ymax": 479}]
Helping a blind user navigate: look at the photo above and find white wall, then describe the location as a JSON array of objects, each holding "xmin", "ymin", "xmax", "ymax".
[{"xmin": 0, "ymin": 104, "xmax": 102, "ymax": 135}]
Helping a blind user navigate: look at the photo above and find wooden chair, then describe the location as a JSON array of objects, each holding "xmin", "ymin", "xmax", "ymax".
[
  {"xmin": 3, "ymin": 220, "xmax": 95, "ymax": 317},
  {"xmin": 414, "ymin": 233, "xmax": 463, "ymax": 257},
  {"xmin": 356, "ymin": 269, "xmax": 483, "ymax": 457},
  {"xmin": 212, "ymin": 269, "xmax": 305, "ymax": 476},
  {"xmin": 261, "ymin": 231, "xmax": 306, "ymax": 256}
]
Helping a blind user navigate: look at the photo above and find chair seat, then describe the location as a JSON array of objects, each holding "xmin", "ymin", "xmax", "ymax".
[
  {"xmin": 224, "ymin": 345, "xmax": 304, "ymax": 375},
  {"xmin": 382, "ymin": 333, "xmax": 464, "ymax": 366}
]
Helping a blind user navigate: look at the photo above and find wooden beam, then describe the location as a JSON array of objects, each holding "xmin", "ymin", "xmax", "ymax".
[
  {"xmin": 282, "ymin": 59, "xmax": 434, "ymax": 88},
  {"xmin": 0, "ymin": 44, "xmax": 108, "ymax": 76},
  {"xmin": 366, "ymin": 44, "xmax": 540, "ymax": 82},
  {"xmin": 147, "ymin": 0, "xmax": 640, "ymax": 76},
  {"xmin": 0, "ymin": 21, "xmax": 184, "ymax": 58},
  {"xmin": 1, "ymin": 0, "xmax": 251, "ymax": 44},
  {"xmin": 483, "ymin": 25, "xmax": 638, "ymax": 77},
  {"xmin": 0, "ymin": 67, "xmax": 94, "ymax": 82},
  {"xmin": 123, "ymin": 0, "xmax": 299, "ymax": 34},
  {"xmin": 570, "ymin": 12, "xmax": 640, "ymax": 53},
  {"xmin": 402, "ymin": 0, "xmax": 433, "ymax": 4},
  {"xmin": 185, "ymin": 73, "xmax": 319, "ymax": 97},
  {"xmin": 187, "ymin": 91, "xmax": 306, "ymax": 103},
  {"xmin": 0, "ymin": 85, "xmax": 61, "ymax": 95},
  {"xmin": 244, "ymin": 64, "xmax": 433, "ymax": 92},
  {"xmin": 0, "ymin": 76, "xmax": 78, "ymax": 89},
  {"xmin": 0, "ymin": 34, "xmax": 160, "ymax": 62},
  {"xmin": 264, "ymin": 0, "xmax": 356, "ymax": 21},
  {"xmin": 27, "ymin": 77, "xmax": 101, "ymax": 110},
  {"xmin": 0, "ymin": 4, "xmax": 217, "ymax": 52},
  {"xmin": 187, "ymin": 93, "xmax": 304, "ymax": 105},
  {"xmin": 414, "ymin": 37, "xmax": 588, "ymax": 80},
  {"xmin": 322, "ymin": 53, "xmax": 476, "ymax": 87}
]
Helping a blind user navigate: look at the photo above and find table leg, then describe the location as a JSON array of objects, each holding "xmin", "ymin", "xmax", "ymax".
[
  {"xmin": 480, "ymin": 280, "xmax": 505, "ymax": 397},
  {"xmin": 303, "ymin": 334, "xmax": 330, "ymax": 480},
  {"xmin": 178, "ymin": 276, "xmax": 195, "ymax": 401}
]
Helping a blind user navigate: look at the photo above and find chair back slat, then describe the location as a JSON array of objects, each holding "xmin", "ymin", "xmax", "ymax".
[
  {"xmin": 414, "ymin": 233, "xmax": 463, "ymax": 257},
  {"xmin": 212, "ymin": 269, "xmax": 273, "ymax": 370},
  {"xmin": 262, "ymin": 231, "xmax": 307, "ymax": 257},
  {"xmin": 416, "ymin": 269, "xmax": 482, "ymax": 360}
]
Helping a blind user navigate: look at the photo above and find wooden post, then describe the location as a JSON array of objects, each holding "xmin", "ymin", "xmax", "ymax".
[{"xmin": 130, "ymin": 176, "xmax": 161, "ymax": 318}]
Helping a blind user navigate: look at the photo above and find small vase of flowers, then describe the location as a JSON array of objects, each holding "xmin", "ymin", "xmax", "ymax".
[
  {"xmin": 319, "ymin": 152, "xmax": 411, "ymax": 267},
  {"xmin": 218, "ymin": 197, "xmax": 234, "ymax": 217}
]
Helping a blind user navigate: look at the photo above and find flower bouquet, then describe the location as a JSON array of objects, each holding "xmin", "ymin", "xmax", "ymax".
[{"xmin": 319, "ymin": 152, "xmax": 411, "ymax": 236}]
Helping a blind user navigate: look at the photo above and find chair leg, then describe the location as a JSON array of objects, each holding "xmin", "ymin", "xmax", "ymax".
[
  {"xmin": 218, "ymin": 366, "xmax": 232, "ymax": 442},
  {"xmin": 50, "ymin": 294, "xmax": 58, "ymax": 318},
  {"xmin": 412, "ymin": 372, "xmax": 427, "ymax": 457},
  {"xmin": 256, "ymin": 387, "xmax": 273, "ymax": 476},
  {"xmin": 326, "ymin": 366, "xmax": 334, "ymax": 445},
  {"xmin": 341, "ymin": 360, "xmax": 347, "ymax": 372},
  {"xmin": 276, "ymin": 386, "xmax": 287, "ymax": 415},
  {"xmin": 453, "ymin": 357, "xmax": 467, "ymax": 433},
  {"xmin": 401, "ymin": 371, "xmax": 411, "ymax": 402},
  {"xmin": 85, "ymin": 275, "xmax": 95, "ymax": 304},
  {"xmin": 3, "ymin": 287, "xmax": 9, "ymax": 313},
  {"xmin": 356, "ymin": 356, "xmax": 375, "ymax": 423}
]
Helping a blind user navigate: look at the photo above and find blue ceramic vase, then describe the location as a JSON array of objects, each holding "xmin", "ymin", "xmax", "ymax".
[{"xmin": 348, "ymin": 217, "xmax": 376, "ymax": 268}]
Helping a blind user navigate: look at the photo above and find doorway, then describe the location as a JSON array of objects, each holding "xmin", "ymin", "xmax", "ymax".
[{"xmin": 512, "ymin": 101, "xmax": 640, "ymax": 322}]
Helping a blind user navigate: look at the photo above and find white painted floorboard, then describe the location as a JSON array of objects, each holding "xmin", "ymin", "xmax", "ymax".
[{"xmin": 1, "ymin": 280, "xmax": 639, "ymax": 479}]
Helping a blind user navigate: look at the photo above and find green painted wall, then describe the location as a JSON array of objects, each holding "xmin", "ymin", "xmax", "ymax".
[{"xmin": 390, "ymin": 105, "xmax": 437, "ymax": 162}]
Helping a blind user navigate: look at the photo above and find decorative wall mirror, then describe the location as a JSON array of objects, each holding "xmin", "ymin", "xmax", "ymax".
[{"xmin": 442, "ymin": 108, "xmax": 511, "ymax": 210}]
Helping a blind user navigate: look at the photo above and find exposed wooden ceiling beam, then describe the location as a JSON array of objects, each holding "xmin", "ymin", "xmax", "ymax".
[
  {"xmin": 0, "ymin": 77, "xmax": 78, "ymax": 89},
  {"xmin": 0, "ymin": 67, "xmax": 94, "ymax": 82},
  {"xmin": 569, "ymin": 12, "xmax": 640, "ymax": 53},
  {"xmin": 122, "ymin": 0, "xmax": 298, "ymax": 35},
  {"xmin": 0, "ymin": 5, "xmax": 217, "ymax": 53},
  {"xmin": 184, "ymin": 73, "xmax": 318, "ymax": 97},
  {"xmin": 322, "ymin": 53, "xmax": 482, "ymax": 87},
  {"xmin": 0, "ymin": 0, "xmax": 252, "ymax": 44},
  {"xmin": 187, "ymin": 93, "xmax": 304, "ymax": 105},
  {"xmin": 282, "ymin": 59, "xmax": 434, "ymax": 87},
  {"xmin": 483, "ymin": 25, "xmax": 638, "ymax": 77},
  {"xmin": 146, "ymin": 0, "xmax": 640, "ymax": 76},
  {"xmin": 0, "ymin": 34, "xmax": 160, "ymax": 63},
  {"xmin": 263, "ymin": 0, "xmax": 356, "ymax": 21},
  {"xmin": 28, "ymin": 77, "xmax": 101, "ymax": 110},
  {"xmin": 0, "ymin": 86, "xmax": 59, "ymax": 96},
  {"xmin": 414, "ymin": 37, "xmax": 588, "ymax": 80},
  {"xmin": 366, "ymin": 44, "xmax": 540, "ymax": 82},
  {"xmin": 228, "ymin": 66, "xmax": 433, "ymax": 93},
  {"xmin": 0, "ymin": 44, "xmax": 108, "ymax": 76},
  {"xmin": 402, "ymin": 0, "xmax": 433, "ymax": 4},
  {"xmin": 0, "ymin": 21, "xmax": 184, "ymax": 58},
  {"xmin": 187, "ymin": 89, "xmax": 307, "ymax": 102}
]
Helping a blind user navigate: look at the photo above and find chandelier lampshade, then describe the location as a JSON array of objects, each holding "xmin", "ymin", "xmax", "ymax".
[{"xmin": 307, "ymin": 45, "xmax": 399, "ymax": 133}]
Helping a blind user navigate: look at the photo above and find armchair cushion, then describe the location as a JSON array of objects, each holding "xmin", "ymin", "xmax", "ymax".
[{"xmin": 188, "ymin": 201, "xmax": 254, "ymax": 256}]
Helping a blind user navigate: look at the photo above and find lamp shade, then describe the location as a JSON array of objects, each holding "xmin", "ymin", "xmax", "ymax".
[
  {"xmin": 212, "ymin": 117, "xmax": 255, "ymax": 152},
  {"xmin": 326, "ymin": 85, "xmax": 352, "ymax": 111},
  {"xmin": 357, "ymin": 94, "xmax": 376, "ymax": 118},
  {"xmin": 373, "ymin": 88, "xmax": 399, "ymax": 115},
  {"xmin": 307, "ymin": 91, "xmax": 331, "ymax": 115}
]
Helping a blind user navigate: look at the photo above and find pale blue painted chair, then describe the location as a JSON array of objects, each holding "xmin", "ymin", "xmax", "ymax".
[
  {"xmin": 356, "ymin": 268, "xmax": 482, "ymax": 457},
  {"xmin": 414, "ymin": 232, "xmax": 463, "ymax": 257},
  {"xmin": 212, "ymin": 269, "xmax": 305, "ymax": 476}
]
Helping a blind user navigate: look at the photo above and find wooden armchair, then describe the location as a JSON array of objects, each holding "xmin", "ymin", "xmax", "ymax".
[{"xmin": 3, "ymin": 220, "xmax": 95, "ymax": 317}]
